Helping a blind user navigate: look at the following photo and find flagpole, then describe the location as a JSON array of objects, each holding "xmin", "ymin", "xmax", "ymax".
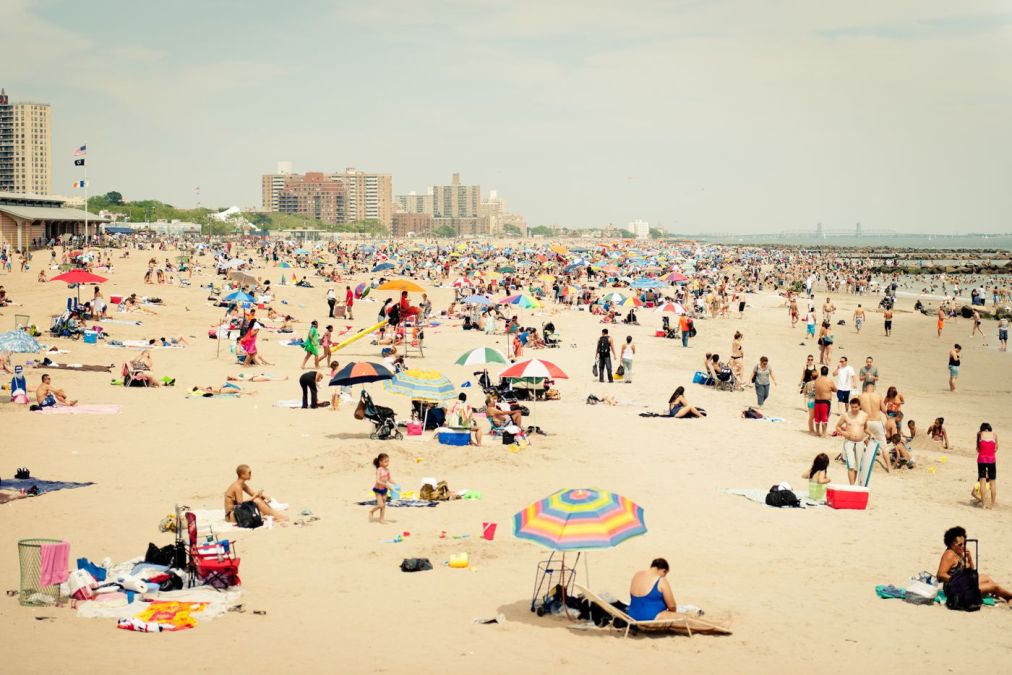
[{"xmin": 84, "ymin": 154, "xmax": 89, "ymax": 243}]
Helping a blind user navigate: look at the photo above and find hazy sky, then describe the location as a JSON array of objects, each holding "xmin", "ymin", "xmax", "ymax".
[{"xmin": 3, "ymin": 0, "xmax": 1010, "ymax": 232}]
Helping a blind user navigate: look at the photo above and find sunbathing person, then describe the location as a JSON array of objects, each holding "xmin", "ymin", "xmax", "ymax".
[
  {"xmin": 36, "ymin": 373, "xmax": 77, "ymax": 407},
  {"xmin": 485, "ymin": 393, "xmax": 523, "ymax": 426},
  {"xmin": 191, "ymin": 384, "xmax": 257, "ymax": 397},
  {"xmin": 668, "ymin": 386, "xmax": 704, "ymax": 417},
  {"xmin": 226, "ymin": 372, "xmax": 287, "ymax": 382},
  {"xmin": 125, "ymin": 293, "xmax": 159, "ymax": 315},
  {"xmin": 936, "ymin": 526, "xmax": 1011, "ymax": 602},
  {"xmin": 128, "ymin": 350, "xmax": 162, "ymax": 386},
  {"xmin": 224, "ymin": 464, "xmax": 286, "ymax": 523},
  {"xmin": 628, "ymin": 558, "xmax": 679, "ymax": 620}
]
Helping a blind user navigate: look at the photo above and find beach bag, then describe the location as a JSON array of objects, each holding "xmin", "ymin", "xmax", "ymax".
[
  {"xmin": 616, "ymin": 365, "xmax": 625, "ymax": 377},
  {"xmin": 765, "ymin": 486, "xmax": 800, "ymax": 508},
  {"xmin": 904, "ymin": 579, "xmax": 938, "ymax": 606},
  {"xmin": 145, "ymin": 543, "xmax": 177, "ymax": 567},
  {"xmin": 233, "ymin": 501, "xmax": 263, "ymax": 529},
  {"xmin": 592, "ymin": 362, "xmax": 598, "ymax": 377},
  {"xmin": 742, "ymin": 408, "xmax": 764, "ymax": 419},
  {"xmin": 354, "ymin": 399, "xmax": 366, "ymax": 420},
  {"xmin": 67, "ymin": 569, "xmax": 98, "ymax": 601},
  {"xmin": 944, "ymin": 569, "xmax": 982, "ymax": 612}
]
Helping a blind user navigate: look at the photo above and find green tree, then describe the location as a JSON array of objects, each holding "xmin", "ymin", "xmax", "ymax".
[
  {"xmin": 432, "ymin": 224, "xmax": 457, "ymax": 237},
  {"xmin": 503, "ymin": 223, "xmax": 523, "ymax": 237},
  {"xmin": 528, "ymin": 225, "xmax": 554, "ymax": 236},
  {"xmin": 105, "ymin": 191, "xmax": 123, "ymax": 205},
  {"xmin": 649, "ymin": 227, "xmax": 666, "ymax": 239},
  {"xmin": 618, "ymin": 229, "xmax": 635, "ymax": 238}
]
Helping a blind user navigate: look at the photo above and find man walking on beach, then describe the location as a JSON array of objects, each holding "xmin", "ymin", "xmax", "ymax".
[
  {"xmin": 832, "ymin": 356, "xmax": 856, "ymax": 414},
  {"xmin": 836, "ymin": 398, "xmax": 870, "ymax": 485},
  {"xmin": 812, "ymin": 366, "xmax": 836, "ymax": 437},
  {"xmin": 326, "ymin": 287, "xmax": 337, "ymax": 318},
  {"xmin": 883, "ymin": 307, "xmax": 893, "ymax": 337},
  {"xmin": 345, "ymin": 285, "xmax": 355, "ymax": 320},
  {"xmin": 596, "ymin": 328, "xmax": 616, "ymax": 383},
  {"xmin": 858, "ymin": 356, "xmax": 879, "ymax": 387},
  {"xmin": 948, "ymin": 344, "xmax": 961, "ymax": 392},
  {"xmin": 853, "ymin": 304, "xmax": 865, "ymax": 333},
  {"xmin": 858, "ymin": 382, "xmax": 889, "ymax": 472}
]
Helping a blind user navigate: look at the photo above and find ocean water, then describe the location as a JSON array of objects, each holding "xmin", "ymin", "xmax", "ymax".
[{"xmin": 688, "ymin": 234, "xmax": 1012, "ymax": 250}]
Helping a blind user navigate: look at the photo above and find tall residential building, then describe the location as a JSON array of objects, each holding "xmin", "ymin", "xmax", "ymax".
[
  {"xmin": 0, "ymin": 89, "xmax": 52, "ymax": 195},
  {"xmin": 261, "ymin": 161, "xmax": 294, "ymax": 211},
  {"xmin": 629, "ymin": 219, "xmax": 650, "ymax": 239},
  {"xmin": 334, "ymin": 167, "xmax": 392, "ymax": 228},
  {"xmin": 396, "ymin": 191, "xmax": 433, "ymax": 215},
  {"xmin": 432, "ymin": 172, "xmax": 479, "ymax": 219},
  {"xmin": 277, "ymin": 172, "xmax": 346, "ymax": 224}
]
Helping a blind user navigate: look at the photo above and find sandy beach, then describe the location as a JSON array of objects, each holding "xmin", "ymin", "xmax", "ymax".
[{"xmin": 2, "ymin": 244, "xmax": 1011, "ymax": 674}]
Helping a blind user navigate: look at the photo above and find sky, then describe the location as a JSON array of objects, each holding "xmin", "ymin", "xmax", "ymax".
[{"xmin": 2, "ymin": 0, "xmax": 1011, "ymax": 233}]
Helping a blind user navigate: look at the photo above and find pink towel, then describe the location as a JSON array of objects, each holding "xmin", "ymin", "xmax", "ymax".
[{"xmin": 39, "ymin": 541, "xmax": 70, "ymax": 587}]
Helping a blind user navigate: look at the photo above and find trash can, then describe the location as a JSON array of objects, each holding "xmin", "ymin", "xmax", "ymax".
[{"xmin": 18, "ymin": 538, "xmax": 63, "ymax": 606}]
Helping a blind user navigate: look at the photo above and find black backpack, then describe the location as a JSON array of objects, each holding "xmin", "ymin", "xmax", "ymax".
[
  {"xmin": 765, "ymin": 486, "xmax": 801, "ymax": 508},
  {"xmin": 233, "ymin": 501, "xmax": 263, "ymax": 529},
  {"xmin": 597, "ymin": 335, "xmax": 610, "ymax": 356}
]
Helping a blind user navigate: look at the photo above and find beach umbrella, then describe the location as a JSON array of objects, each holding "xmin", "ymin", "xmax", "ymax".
[
  {"xmin": 654, "ymin": 302, "xmax": 685, "ymax": 315},
  {"xmin": 500, "ymin": 358, "xmax": 568, "ymax": 380},
  {"xmin": 0, "ymin": 329, "xmax": 42, "ymax": 354},
  {"xmin": 497, "ymin": 265, "xmax": 517, "ymax": 274},
  {"xmin": 498, "ymin": 294, "xmax": 541, "ymax": 309},
  {"xmin": 664, "ymin": 272, "xmax": 689, "ymax": 283},
  {"xmin": 50, "ymin": 269, "xmax": 108, "ymax": 304},
  {"xmin": 278, "ymin": 262, "xmax": 292, "ymax": 268},
  {"xmin": 452, "ymin": 277, "xmax": 473, "ymax": 288},
  {"xmin": 462, "ymin": 295, "xmax": 492, "ymax": 305},
  {"xmin": 514, "ymin": 488, "xmax": 647, "ymax": 551},
  {"xmin": 354, "ymin": 282, "xmax": 369, "ymax": 299},
  {"xmin": 293, "ymin": 248, "xmax": 310, "ymax": 255},
  {"xmin": 597, "ymin": 292, "xmax": 626, "ymax": 304},
  {"xmin": 372, "ymin": 262, "xmax": 395, "ymax": 272},
  {"xmin": 223, "ymin": 291, "xmax": 255, "ymax": 304},
  {"xmin": 329, "ymin": 361, "xmax": 394, "ymax": 387},
  {"xmin": 630, "ymin": 278, "xmax": 663, "ymax": 289},
  {"xmin": 376, "ymin": 279, "xmax": 425, "ymax": 293},
  {"xmin": 621, "ymin": 296, "xmax": 643, "ymax": 308},
  {"xmin": 550, "ymin": 244, "xmax": 569, "ymax": 255},
  {"xmin": 383, "ymin": 368, "xmax": 456, "ymax": 402},
  {"xmin": 455, "ymin": 347, "xmax": 508, "ymax": 367}
]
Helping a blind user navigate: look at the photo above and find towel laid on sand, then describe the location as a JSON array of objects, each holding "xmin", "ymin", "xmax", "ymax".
[
  {"xmin": 40, "ymin": 363, "xmax": 114, "ymax": 372},
  {"xmin": 99, "ymin": 319, "xmax": 143, "ymax": 326},
  {"xmin": 0, "ymin": 477, "xmax": 95, "ymax": 495},
  {"xmin": 356, "ymin": 499, "xmax": 438, "ymax": 508},
  {"xmin": 40, "ymin": 404, "xmax": 121, "ymax": 415},
  {"xmin": 723, "ymin": 488, "xmax": 825, "ymax": 509}
]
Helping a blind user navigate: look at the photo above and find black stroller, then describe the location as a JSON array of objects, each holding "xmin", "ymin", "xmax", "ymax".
[{"xmin": 359, "ymin": 390, "xmax": 402, "ymax": 440}]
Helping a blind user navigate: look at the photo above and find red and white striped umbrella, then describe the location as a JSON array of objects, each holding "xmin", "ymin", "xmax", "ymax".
[
  {"xmin": 500, "ymin": 358, "xmax": 569, "ymax": 380},
  {"xmin": 452, "ymin": 277, "xmax": 474, "ymax": 288},
  {"xmin": 654, "ymin": 302, "xmax": 685, "ymax": 315}
]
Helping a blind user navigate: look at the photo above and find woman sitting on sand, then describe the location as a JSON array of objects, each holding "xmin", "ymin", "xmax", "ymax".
[
  {"xmin": 937, "ymin": 526, "xmax": 1011, "ymax": 603},
  {"xmin": 668, "ymin": 386, "xmax": 705, "ymax": 418},
  {"xmin": 927, "ymin": 417, "xmax": 950, "ymax": 450},
  {"xmin": 802, "ymin": 452, "xmax": 832, "ymax": 500},
  {"xmin": 628, "ymin": 558, "xmax": 679, "ymax": 620}
]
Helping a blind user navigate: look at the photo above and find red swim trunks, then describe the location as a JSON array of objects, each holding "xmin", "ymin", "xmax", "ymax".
[{"xmin": 813, "ymin": 400, "xmax": 831, "ymax": 424}]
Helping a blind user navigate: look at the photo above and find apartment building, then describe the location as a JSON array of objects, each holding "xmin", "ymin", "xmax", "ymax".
[
  {"xmin": 262, "ymin": 165, "xmax": 392, "ymax": 229},
  {"xmin": 335, "ymin": 167, "xmax": 392, "ymax": 228},
  {"xmin": 276, "ymin": 172, "xmax": 346, "ymax": 224},
  {"xmin": 396, "ymin": 191, "xmax": 433, "ymax": 215},
  {"xmin": 0, "ymin": 89, "xmax": 52, "ymax": 195}
]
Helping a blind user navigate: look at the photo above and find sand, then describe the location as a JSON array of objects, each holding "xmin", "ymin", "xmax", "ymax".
[{"xmin": 2, "ymin": 246, "xmax": 1011, "ymax": 674}]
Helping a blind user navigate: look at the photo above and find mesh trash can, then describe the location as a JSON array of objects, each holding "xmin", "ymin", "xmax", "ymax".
[{"xmin": 18, "ymin": 538, "xmax": 63, "ymax": 606}]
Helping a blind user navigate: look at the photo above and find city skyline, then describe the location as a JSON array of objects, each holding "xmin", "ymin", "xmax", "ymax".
[{"xmin": 2, "ymin": 1, "xmax": 1010, "ymax": 233}]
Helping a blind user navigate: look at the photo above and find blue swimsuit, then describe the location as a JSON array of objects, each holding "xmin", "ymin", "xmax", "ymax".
[{"xmin": 628, "ymin": 578, "xmax": 667, "ymax": 621}]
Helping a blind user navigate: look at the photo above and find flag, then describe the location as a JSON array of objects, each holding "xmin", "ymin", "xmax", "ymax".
[
  {"xmin": 73, "ymin": 145, "xmax": 87, "ymax": 156},
  {"xmin": 74, "ymin": 158, "xmax": 85, "ymax": 166},
  {"xmin": 73, "ymin": 180, "xmax": 88, "ymax": 188}
]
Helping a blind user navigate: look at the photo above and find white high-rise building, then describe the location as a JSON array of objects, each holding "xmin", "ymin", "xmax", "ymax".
[{"xmin": 629, "ymin": 219, "xmax": 650, "ymax": 239}]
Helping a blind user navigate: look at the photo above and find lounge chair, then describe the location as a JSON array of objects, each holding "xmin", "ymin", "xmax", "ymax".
[{"xmin": 575, "ymin": 584, "xmax": 732, "ymax": 638}]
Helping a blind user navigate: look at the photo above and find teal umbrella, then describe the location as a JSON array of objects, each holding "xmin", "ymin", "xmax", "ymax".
[{"xmin": 0, "ymin": 330, "xmax": 42, "ymax": 353}]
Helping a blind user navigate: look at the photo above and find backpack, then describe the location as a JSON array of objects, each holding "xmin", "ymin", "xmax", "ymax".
[
  {"xmin": 400, "ymin": 558, "xmax": 433, "ymax": 573},
  {"xmin": 597, "ymin": 335, "xmax": 610, "ymax": 356},
  {"xmin": 944, "ymin": 568, "xmax": 982, "ymax": 611},
  {"xmin": 233, "ymin": 501, "xmax": 264, "ymax": 529},
  {"xmin": 742, "ymin": 407, "xmax": 764, "ymax": 419},
  {"xmin": 765, "ymin": 486, "xmax": 801, "ymax": 508}
]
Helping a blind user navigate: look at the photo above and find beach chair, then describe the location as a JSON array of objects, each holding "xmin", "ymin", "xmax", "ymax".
[
  {"xmin": 575, "ymin": 585, "xmax": 732, "ymax": 638},
  {"xmin": 14, "ymin": 314, "xmax": 29, "ymax": 330},
  {"xmin": 184, "ymin": 512, "xmax": 240, "ymax": 590}
]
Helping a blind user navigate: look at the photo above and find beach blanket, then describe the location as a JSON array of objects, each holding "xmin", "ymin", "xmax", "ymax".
[
  {"xmin": 0, "ymin": 477, "xmax": 94, "ymax": 495},
  {"xmin": 187, "ymin": 392, "xmax": 239, "ymax": 399},
  {"xmin": 723, "ymin": 488, "xmax": 825, "ymax": 509},
  {"xmin": 356, "ymin": 499, "xmax": 438, "ymax": 508},
  {"xmin": 40, "ymin": 363, "xmax": 114, "ymax": 372},
  {"xmin": 78, "ymin": 584, "xmax": 241, "ymax": 621},
  {"xmin": 274, "ymin": 399, "xmax": 303, "ymax": 408},
  {"xmin": 40, "ymin": 404, "xmax": 121, "ymax": 415},
  {"xmin": 280, "ymin": 339, "xmax": 305, "ymax": 347},
  {"xmin": 99, "ymin": 319, "xmax": 143, "ymax": 326},
  {"xmin": 874, "ymin": 584, "xmax": 997, "ymax": 606}
]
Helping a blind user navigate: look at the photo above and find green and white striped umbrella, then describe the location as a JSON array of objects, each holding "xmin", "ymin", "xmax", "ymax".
[{"xmin": 454, "ymin": 347, "xmax": 508, "ymax": 367}]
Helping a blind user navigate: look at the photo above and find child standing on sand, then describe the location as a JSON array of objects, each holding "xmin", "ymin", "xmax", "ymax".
[{"xmin": 369, "ymin": 453, "xmax": 393, "ymax": 524}]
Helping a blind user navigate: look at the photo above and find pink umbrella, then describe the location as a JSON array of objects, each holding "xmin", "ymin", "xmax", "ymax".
[
  {"xmin": 654, "ymin": 302, "xmax": 685, "ymax": 315},
  {"xmin": 664, "ymin": 272, "xmax": 689, "ymax": 283}
]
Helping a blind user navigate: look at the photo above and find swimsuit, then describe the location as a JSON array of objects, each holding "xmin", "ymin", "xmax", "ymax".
[
  {"xmin": 627, "ymin": 578, "xmax": 667, "ymax": 621},
  {"xmin": 40, "ymin": 393, "xmax": 57, "ymax": 408},
  {"xmin": 842, "ymin": 440, "xmax": 864, "ymax": 470},
  {"xmin": 813, "ymin": 400, "xmax": 831, "ymax": 424}
]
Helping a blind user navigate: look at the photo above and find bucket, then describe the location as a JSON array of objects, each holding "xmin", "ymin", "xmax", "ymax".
[
  {"xmin": 83, "ymin": 330, "xmax": 97, "ymax": 344},
  {"xmin": 449, "ymin": 552, "xmax": 469, "ymax": 569},
  {"xmin": 388, "ymin": 484, "xmax": 401, "ymax": 501},
  {"xmin": 482, "ymin": 522, "xmax": 497, "ymax": 541}
]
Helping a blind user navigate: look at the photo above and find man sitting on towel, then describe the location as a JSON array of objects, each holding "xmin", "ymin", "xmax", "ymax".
[
  {"xmin": 224, "ymin": 464, "xmax": 286, "ymax": 524},
  {"xmin": 36, "ymin": 373, "xmax": 77, "ymax": 407}
]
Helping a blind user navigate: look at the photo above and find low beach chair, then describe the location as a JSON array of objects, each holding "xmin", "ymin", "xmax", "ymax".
[
  {"xmin": 575, "ymin": 584, "xmax": 732, "ymax": 638},
  {"xmin": 185, "ymin": 512, "xmax": 240, "ymax": 590}
]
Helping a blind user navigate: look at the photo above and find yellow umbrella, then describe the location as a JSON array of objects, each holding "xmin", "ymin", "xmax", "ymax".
[
  {"xmin": 377, "ymin": 279, "xmax": 426, "ymax": 293},
  {"xmin": 538, "ymin": 274, "xmax": 556, "ymax": 283},
  {"xmin": 550, "ymin": 244, "xmax": 569, "ymax": 255}
]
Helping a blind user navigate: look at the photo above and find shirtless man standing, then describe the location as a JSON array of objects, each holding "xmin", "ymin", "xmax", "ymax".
[
  {"xmin": 858, "ymin": 382, "xmax": 890, "ymax": 472},
  {"xmin": 835, "ymin": 398, "xmax": 870, "ymax": 485},
  {"xmin": 853, "ymin": 304, "xmax": 866, "ymax": 333},
  {"xmin": 35, "ymin": 373, "xmax": 77, "ymax": 407},
  {"xmin": 937, "ymin": 306, "xmax": 946, "ymax": 337},
  {"xmin": 883, "ymin": 307, "xmax": 893, "ymax": 337},
  {"xmin": 224, "ymin": 464, "xmax": 286, "ymax": 524},
  {"xmin": 812, "ymin": 366, "xmax": 837, "ymax": 437},
  {"xmin": 823, "ymin": 297, "xmax": 836, "ymax": 324}
]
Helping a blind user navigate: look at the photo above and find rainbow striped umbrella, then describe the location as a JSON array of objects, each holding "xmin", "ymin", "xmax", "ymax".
[
  {"xmin": 383, "ymin": 368, "xmax": 456, "ymax": 402},
  {"xmin": 513, "ymin": 488, "xmax": 647, "ymax": 551},
  {"xmin": 498, "ymin": 293, "xmax": 541, "ymax": 309}
]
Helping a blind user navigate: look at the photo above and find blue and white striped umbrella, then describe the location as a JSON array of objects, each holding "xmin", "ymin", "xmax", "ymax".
[
  {"xmin": 383, "ymin": 369, "xmax": 456, "ymax": 403},
  {"xmin": 0, "ymin": 330, "xmax": 42, "ymax": 354}
]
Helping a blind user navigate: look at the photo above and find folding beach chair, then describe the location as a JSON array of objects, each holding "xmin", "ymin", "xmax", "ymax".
[
  {"xmin": 184, "ymin": 512, "xmax": 241, "ymax": 590},
  {"xmin": 14, "ymin": 314, "xmax": 29, "ymax": 330},
  {"xmin": 575, "ymin": 585, "xmax": 732, "ymax": 638}
]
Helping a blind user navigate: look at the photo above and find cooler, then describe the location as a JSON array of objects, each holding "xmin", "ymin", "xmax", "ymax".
[
  {"xmin": 406, "ymin": 422, "xmax": 423, "ymax": 436},
  {"xmin": 438, "ymin": 430, "xmax": 470, "ymax": 446},
  {"xmin": 655, "ymin": 330, "xmax": 666, "ymax": 337},
  {"xmin": 826, "ymin": 484, "xmax": 869, "ymax": 510},
  {"xmin": 83, "ymin": 330, "xmax": 97, "ymax": 344},
  {"xmin": 110, "ymin": 295, "xmax": 123, "ymax": 305}
]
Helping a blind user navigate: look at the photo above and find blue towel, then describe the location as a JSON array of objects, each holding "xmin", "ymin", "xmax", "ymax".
[{"xmin": 0, "ymin": 478, "xmax": 94, "ymax": 494}]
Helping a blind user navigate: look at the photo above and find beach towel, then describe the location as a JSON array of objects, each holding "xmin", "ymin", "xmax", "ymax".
[
  {"xmin": 40, "ymin": 404, "xmax": 121, "ymax": 415},
  {"xmin": 40, "ymin": 363, "xmax": 114, "ymax": 372},
  {"xmin": 273, "ymin": 399, "xmax": 303, "ymax": 408},
  {"xmin": 874, "ymin": 584, "xmax": 997, "ymax": 606},
  {"xmin": 723, "ymin": 488, "xmax": 825, "ymax": 509},
  {"xmin": 187, "ymin": 391, "xmax": 239, "ymax": 399},
  {"xmin": 39, "ymin": 541, "xmax": 70, "ymax": 586},
  {"xmin": 133, "ymin": 601, "xmax": 207, "ymax": 631},
  {"xmin": 280, "ymin": 339, "xmax": 305, "ymax": 347},
  {"xmin": 0, "ymin": 477, "xmax": 95, "ymax": 495},
  {"xmin": 99, "ymin": 319, "xmax": 143, "ymax": 326},
  {"xmin": 356, "ymin": 499, "xmax": 438, "ymax": 508}
]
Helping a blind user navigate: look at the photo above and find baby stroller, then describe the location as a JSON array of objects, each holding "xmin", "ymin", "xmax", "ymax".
[
  {"xmin": 715, "ymin": 363, "xmax": 737, "ymax": 392},
  {"xmin": 359, "ymin": 390, "xmax": 402, "ymax": 440}
]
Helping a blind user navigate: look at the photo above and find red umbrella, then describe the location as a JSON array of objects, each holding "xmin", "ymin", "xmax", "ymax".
[
  {"xmin": 500, "ymin": 358, "xmax": 569, "ymax": 380},
  {"xmin": 51, "ymin": 270, "xmax": 108, "ymax": 304},
  {"xmin": 51, "ymin": 270, "xmax": 108, "ymax": 284}
]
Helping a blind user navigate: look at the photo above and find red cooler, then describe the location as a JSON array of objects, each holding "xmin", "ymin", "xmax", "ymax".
[{"xmin": 826, "ymin": 484, "xmax": 869, "ymax": 510}]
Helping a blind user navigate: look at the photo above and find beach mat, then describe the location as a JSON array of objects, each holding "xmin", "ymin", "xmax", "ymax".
[
  {"xmin": 0, "ymin": 477, "xmax": 95, "ymax": 495},
  {"xmin": 40, "ymin": 363, "xmax": 114, "ymax": 372},
  {"xmin": 39, "ymin": 404, "xmax": 121, "ymax": 415},
  {"xmin": 723, "ymin": 488, "xmax": 825, "ymax": 509},
  {"xmin": 356, "ymin": 499, "xmax": 438, "ymax": 508}
]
